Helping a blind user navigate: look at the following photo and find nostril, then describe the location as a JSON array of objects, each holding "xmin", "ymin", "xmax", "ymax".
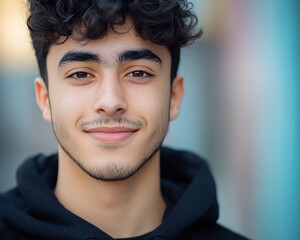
[{"xmin": 93, "ymin": 99, "xmax": 127, "ymax": 115}]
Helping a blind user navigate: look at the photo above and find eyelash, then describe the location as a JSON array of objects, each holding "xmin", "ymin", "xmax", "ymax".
[
  {"xmin": 126, "ymin": 70, "xmax": 153, "ymax": 78},
  {"xmin": 67, "ymin": 72, "xmax": 94, "ymax": 79},
  {"xmin": 66, "ymin": 70, "xmax": 153, "ymax": 83}
]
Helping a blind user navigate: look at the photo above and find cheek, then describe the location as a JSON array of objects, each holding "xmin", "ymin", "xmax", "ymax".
[
  {"xmin": 49, "ymin": 88, "xmax": 89, "ymax": 127},
  {"xmin": 52, "ymin": 116, "xmax": 70, "ymax": 142},
  {"xmin": 129, "ymin": 84, "xmax": 171, "ymax": 125}
]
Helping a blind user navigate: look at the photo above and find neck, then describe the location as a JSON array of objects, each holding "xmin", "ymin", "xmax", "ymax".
[{"xmin": 54, "ymin": 147, "xmax": 166, "ymax": 238}]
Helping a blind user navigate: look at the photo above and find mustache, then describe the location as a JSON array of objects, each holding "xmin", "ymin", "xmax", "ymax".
[{"xmin": 77, "ymin": 116, "xmax": 145, "ymax": 129}]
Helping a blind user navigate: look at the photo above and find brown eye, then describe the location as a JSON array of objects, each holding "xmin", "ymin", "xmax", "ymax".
[
  {"xmin": 132, "ymin": 71, "xmax": 145, "ymax": 77},
  {"xmin": 69, "ymin": 72, "xmax": 93, "ymax": 79},
  {"xmin": 128, "ymin": 71, "xmax": 152, "ymax": 78}
]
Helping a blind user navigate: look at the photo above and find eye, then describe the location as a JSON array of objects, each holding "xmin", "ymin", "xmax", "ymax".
[
  {"xmin": 124, "ymin": 70, "xmax": 154, "ymax": 83},
  {"xmin": 68, "ymin": 72, "xmax": 93, "ymax": 79},
  {"xmin": 127, "ymin": 71, "xmax": 151, "ymax": 78},
  {"xmin": 125, "ymin": 70, "xmax": 154, "ymax": 83}
]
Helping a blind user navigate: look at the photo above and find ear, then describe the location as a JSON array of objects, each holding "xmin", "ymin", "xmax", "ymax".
[
  {"xmin": 35, "ymin": 77, "xmax": 52, "ymax": 122},
  {"xmin": 169, "ymin": 75, "xmax": 184, "ymax": 121}
]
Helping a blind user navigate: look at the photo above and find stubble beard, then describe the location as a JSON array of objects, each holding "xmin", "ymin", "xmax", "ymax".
[{"xmin": 51, "ymin": 112, "xmax": 170, "ymax": 182}]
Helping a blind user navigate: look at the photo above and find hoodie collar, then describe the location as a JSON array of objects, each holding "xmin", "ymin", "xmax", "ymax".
[
  {"xmin": 15, "ymin": 147, "xmax": 218, "ymax": 240},
  {"xmin": 147, "ymin": 147, "xmax": 219, "ymax": 239}
]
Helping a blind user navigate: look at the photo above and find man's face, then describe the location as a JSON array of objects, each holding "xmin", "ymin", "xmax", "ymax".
[{"xmin": 36, "ymin": 22, "xmax": 183, "ymax": 181}]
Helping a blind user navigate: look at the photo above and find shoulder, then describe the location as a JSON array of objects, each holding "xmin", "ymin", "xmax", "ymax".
[
  {"xmin": 177, "ymin": 223, "xmax": 250, "ymax": 240},
  {"xmin": 206, "ymin": 224, "xmax": 249, "ymax": 240},
  {"xmin": 0, "ymin": 188, "xmax": 23, "ymax": 216},
  {"xmin": 0, "ymin": 189, "xmax": 22, "ymax": 239}
]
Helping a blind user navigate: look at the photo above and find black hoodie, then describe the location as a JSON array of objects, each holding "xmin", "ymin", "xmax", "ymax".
[{"xmin": 0, "ymin": 147, "xmax": 248, "ymax": 240}]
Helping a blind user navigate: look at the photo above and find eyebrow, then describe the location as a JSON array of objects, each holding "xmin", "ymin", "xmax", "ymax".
[
  {"xmin": 57, "ymin": 48, "xmax": 162, "ymax": 69},
  {"xmin": 118, "ymin": 49, "xmax": 162, "ymax": 66},
  {"xmin": 58, "ymin": 51, "xmax": 100, "ymax": 68}
]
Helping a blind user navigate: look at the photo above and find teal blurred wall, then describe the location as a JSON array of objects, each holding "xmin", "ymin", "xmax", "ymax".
[{"xmin": 253, "ymin": 0, "xmax": 300, "ymax": 239}]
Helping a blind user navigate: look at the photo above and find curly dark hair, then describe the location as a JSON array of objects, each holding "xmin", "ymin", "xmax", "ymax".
[{"xmin": 27, "ymin": 0, "xmax": 202, "ymax": 86}]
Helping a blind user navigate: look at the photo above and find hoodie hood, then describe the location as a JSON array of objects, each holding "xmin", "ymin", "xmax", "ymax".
[
  {"xmin": 0, "ymin": 147, "xmax": 219, "ymax": 240},
  {"xmin": 154, "ymin": 147, "xmax": 219, "ymax": 239}
]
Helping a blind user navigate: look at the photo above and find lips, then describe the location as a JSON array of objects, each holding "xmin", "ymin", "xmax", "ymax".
[{"xmin": 85, "ymin": 127, "xmax": 137, "ymax": 143}]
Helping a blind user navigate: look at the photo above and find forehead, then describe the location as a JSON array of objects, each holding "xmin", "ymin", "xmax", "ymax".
[{"xmin": 46, "ymin": 25, "xmax": 171, "ymax": 69}]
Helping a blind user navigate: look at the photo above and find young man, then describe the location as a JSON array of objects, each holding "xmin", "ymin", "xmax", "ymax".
[{"xmin": 0, "ymin": 0, "xmax": 248, "ymax": 239}]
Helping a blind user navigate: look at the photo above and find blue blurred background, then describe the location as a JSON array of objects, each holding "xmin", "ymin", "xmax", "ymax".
[{"xmin": 0, "ymin": 0, "xmax": 299, "ymax": 239}]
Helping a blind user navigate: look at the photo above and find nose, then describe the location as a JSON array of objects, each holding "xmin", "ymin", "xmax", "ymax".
[{"xmin": 93, "ymin": 75, "xmax": 127, "ymax": 116}]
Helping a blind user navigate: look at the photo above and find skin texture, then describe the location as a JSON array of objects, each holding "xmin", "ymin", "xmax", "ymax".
[{"xmin": 35, "ymin": 21, "xmax": 184, "ymax": 238}]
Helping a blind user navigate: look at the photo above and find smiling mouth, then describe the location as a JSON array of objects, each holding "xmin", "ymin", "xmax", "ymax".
[{"xmin": 85, "ymin": 127, "xmax": 138, "ymax": 143}]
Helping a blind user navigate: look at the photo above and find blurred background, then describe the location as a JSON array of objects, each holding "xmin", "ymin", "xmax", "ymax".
[{"xmin": 0, "ymin": 0, "xmax": 299, "ymax": 239}]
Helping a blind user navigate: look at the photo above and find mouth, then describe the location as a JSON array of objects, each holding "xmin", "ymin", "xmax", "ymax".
[{"xmin": 84, "ymin": 127, "xmax": 138, "ymax": 143}]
